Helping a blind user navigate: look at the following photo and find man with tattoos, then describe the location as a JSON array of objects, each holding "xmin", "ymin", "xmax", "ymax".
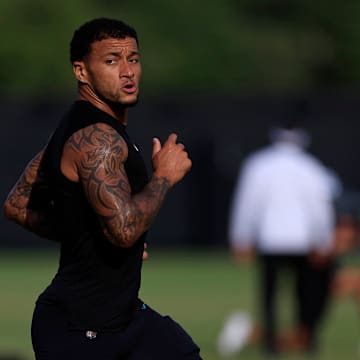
[{"xmin": 3, "ymin": 18, "xmax": 202, "ymax": 359}]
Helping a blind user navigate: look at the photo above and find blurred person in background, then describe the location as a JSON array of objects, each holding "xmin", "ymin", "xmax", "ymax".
[
  {"xmin": 3, "ymin": 18, "xmax": 202, "ymax": 360},
  {"xmin": 228, "ymin": 116, "xmax": 341, "ymax": 355}
]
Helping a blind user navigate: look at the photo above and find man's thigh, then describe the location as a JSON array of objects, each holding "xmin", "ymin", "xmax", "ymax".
[
  {"xmin": 129, "ymin": 305, "xmax": 202, "ymax": 360},
  {"xmin": 32, "ymin": 303, "xmax": 138, "ymax": 360}
]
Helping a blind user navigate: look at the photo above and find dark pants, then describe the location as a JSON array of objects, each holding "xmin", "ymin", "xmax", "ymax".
[
  {"xmin": 31, "ymin": 302, "xmax": 202, "ymax": 360},
  {"xmin": 259, "ymin": 254, "xmax": 334, "ymax": 352}
]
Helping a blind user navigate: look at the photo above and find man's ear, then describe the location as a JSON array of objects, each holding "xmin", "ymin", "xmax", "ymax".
[{"xmin": 72, "ymin": 61, "xmax": 88, "ymax": 83}]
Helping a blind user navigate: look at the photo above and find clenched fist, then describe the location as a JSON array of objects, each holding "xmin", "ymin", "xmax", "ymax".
[{"xmin": 151, "ymin": 133, "xmax": 192, "ymax": 187}]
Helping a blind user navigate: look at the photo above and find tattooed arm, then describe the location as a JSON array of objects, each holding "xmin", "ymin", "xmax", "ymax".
[
  {"xmin": 3, "ymin": 150, "xmax": 55, "ymax": 239},
  {"xmin": 64, "ymin": 123, "xmax": 191, "ymax": 248}
]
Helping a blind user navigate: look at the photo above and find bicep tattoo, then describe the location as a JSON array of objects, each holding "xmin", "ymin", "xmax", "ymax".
[
  {"xmin": 69, "ymin": 123, "xmax": 129, "ymax": 196},
  {"xmin": 69, "ymin": 123, "xmax": 170, "ymax": 248},
  {"xmin": 69, "ymin": 124, "xmax": 137, "ymax": 246}
]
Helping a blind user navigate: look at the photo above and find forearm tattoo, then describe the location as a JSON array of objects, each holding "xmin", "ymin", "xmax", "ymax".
[
  {"xmin": 4, "ymin": 150, "xmax": 55, "ymax": 239},
  {"xmin": 68, "ymin": 123, "xmax": 170, "ymax": 247},
  {"xmin": 5, "ymin": 151, "xmax": 43, "ymax": 225}
]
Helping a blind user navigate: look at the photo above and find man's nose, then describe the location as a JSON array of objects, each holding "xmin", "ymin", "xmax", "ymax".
[{"xmin": 120, "ymin": 62, "xmax": 134, "ymax": 78}]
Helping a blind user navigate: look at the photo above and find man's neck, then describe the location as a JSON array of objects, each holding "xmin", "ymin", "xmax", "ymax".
[{"xmin": 78, "ymin": 85, "xmax": 128, "ymax": 125}]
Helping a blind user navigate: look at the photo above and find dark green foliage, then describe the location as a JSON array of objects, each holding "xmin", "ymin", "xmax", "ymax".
[{"xmin": 1, "ymin": 0, "xmax": 360, "ymax": 97}]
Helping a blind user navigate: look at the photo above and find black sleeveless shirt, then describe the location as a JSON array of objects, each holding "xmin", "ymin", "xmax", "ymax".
[{"xmin": 37, "ymin": 100, "xmax": 148, "ymax": 331}]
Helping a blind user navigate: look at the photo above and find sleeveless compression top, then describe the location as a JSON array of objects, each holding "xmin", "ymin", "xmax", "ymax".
[{"xmin": 37, "ymin": 100, "xmax": 148, "ymax": 331}]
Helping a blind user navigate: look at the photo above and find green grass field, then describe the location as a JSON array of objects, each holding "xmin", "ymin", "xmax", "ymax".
[{"xmin": 0, "ymin": 248, "xmax": 359, "ymax": 359}]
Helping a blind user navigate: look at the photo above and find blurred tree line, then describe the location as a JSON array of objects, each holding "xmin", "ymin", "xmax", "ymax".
[{"xmin": 1, "ymin": 0, "xmax": 360, "ymax": 98}]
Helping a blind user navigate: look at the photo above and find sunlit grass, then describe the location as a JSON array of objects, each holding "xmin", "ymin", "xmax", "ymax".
[{"xmin": 0, "ymin": 248, "xmax": 359, "ymax": 359}]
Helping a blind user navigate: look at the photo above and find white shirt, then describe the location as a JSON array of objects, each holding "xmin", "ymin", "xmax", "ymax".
[{"xmin": 229, "ymin": 141, "xmax": 341, "ymax": 254}]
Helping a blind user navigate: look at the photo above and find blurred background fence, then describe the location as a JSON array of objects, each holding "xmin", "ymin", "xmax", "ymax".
[{"xmin": 2, "ymin": 92, "xmax": 360, "ymax": 248}]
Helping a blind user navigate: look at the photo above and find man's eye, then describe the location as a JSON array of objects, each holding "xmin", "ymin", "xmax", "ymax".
[
  {"xmin": 129, "ymin": 58, "xmax": 139, "ymax": 64},
  {"xmin": 106, "ymin": 59, "xmax": 116, "ymax": 64}
]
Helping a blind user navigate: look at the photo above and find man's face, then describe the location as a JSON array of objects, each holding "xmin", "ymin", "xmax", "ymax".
[{"xmin": 80, "ymin": 37, "xmax": 141, "ymax": 106}]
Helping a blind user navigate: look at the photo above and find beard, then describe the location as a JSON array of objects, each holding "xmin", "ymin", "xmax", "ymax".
[
  {"xmin": 98, "ymin": 90, "xmax": 140, "ymax": 110},
  {"xmin": 109, "ymin": 95, "xmax": 139, "ymax": 110}
]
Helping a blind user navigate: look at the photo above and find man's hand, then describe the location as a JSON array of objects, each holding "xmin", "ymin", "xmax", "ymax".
[
  {"xmin": 151, "ymin": 133, "xmax": 192, "ymax": 186},
  {"xmin": 232, "ymin": 247, "xmax": 255, "ymax": 265},
  {"xmin": 142, "ymin": 242, "xmax": 149, "ymax": 261},
  {"xmin": 308, "ymin": 250, "xmax": 333, "ymax": 269}
]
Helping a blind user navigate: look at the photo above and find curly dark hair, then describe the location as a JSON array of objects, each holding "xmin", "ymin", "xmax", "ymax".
[{"xmin": 70, "ymin": 18, "xmax": 138, "ymax": 63}]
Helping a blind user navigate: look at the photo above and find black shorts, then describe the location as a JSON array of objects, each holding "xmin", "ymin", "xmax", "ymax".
[{"xmin": 31, "ymin": 302, "xmax": 202, "ymax": 360}]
